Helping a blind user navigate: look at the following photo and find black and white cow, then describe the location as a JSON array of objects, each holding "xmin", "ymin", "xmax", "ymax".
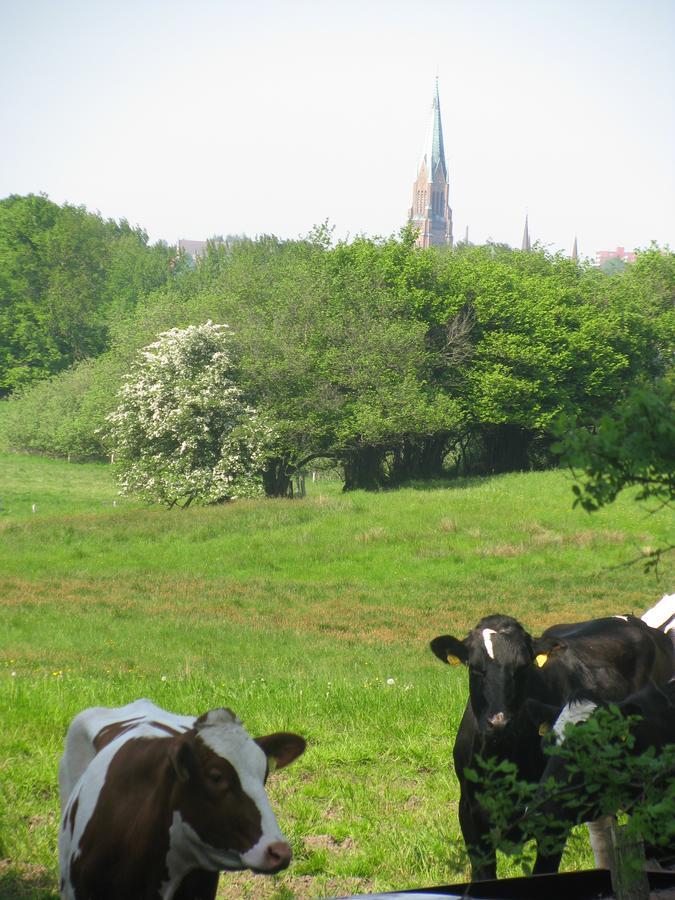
[
  {"xmin": 58, "ymin": 699, "xmax": 306, "ymax": 900},
  {"xmin": 526, "ymin": 678, "xmax": 675, "ymax": 870},
  {"xmin": 430, "ymin": 605, "xmax": 674, "ymax": 880}
]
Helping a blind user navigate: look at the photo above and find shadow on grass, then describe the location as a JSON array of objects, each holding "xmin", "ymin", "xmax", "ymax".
[
  {"xmin": 395, "ymin": 473, "xmax": 504, "ymax": 492},
  {"xmin": 0, "ymin": 862, "xmax": 58, "ymax": 900}
]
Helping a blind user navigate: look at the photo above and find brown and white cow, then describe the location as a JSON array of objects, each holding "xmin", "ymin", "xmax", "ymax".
[{"xmin": 58, "ymin": 698, "xmax": 306, "ymax": 900}]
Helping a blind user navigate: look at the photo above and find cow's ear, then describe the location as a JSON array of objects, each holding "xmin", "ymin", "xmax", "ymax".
[
  {"xmin": 169, "ymin": 736, "xmax": 197, "ymax": 782},
  {"xmin": 430, "ymin": 635, "xmax": 469, "ymax": 666},
  {"xmin": 532, "ymin": 637, "xmax": 566, "ymax": 668},
  {"xmin": 525, "ymin": 698, "xmax": 560, "ymax": 735},
  {"xmin": 256, "ymin": 733, "xmax": 306, "ymax": 771},
  {"xmin": 618, "ymin": 700, "xmax": 642, "ymax": 719}
]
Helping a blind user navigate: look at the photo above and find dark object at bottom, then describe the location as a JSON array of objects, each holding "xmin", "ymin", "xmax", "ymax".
[{"xmin": 338, "ymin": 868, "xmax": 675, "ymax": 899}]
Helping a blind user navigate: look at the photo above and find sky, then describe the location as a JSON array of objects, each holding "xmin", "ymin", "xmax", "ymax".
[{"xmin": 2, "ymin": 0, "xmax": 674, "ymax": 257}]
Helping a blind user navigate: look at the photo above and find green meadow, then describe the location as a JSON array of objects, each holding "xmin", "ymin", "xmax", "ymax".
[{"xmin": 0, "ymin": 452, "xmax": 672, "ymax": 899}]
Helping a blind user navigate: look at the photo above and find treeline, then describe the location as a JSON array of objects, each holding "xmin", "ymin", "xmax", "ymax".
[
  {"xmin": 1, "ymin": 198, "xmax": 673, "ymax": 494},
  {"xmin": 0, "ymin": 193, "xmax": 174, "ymax": 394}
]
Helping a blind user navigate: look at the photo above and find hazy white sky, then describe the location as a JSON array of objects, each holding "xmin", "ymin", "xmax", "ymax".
[{"xmin": 3, "ymin": 0, "xmax": 674, "ymax": 256}]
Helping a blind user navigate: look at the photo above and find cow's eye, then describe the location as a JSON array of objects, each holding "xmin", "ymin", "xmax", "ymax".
[{"xmin": 207, "ymin": 769, "xmax": 228, "ymax": 786}]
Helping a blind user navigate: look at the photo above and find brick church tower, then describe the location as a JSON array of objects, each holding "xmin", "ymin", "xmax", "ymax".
[{"xmin": 409, "ymin": 79, "xmax": 453, "ymax": 248}]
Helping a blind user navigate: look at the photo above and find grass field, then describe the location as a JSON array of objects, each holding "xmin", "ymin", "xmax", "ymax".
[{"xmin": 0, "ymin": 451, "xmax": 672, "ymax": 898}]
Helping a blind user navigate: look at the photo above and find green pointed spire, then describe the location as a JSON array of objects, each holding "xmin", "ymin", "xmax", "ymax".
[{"xmin": 421, "ymin": 77, "xmax": 448, "ymax": 183}]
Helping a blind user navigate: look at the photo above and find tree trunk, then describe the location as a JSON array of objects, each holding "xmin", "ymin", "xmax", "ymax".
[
  {"xmin": 261, "ymin": 457, "xmax": 293, "ymax": 498},
  {"xmin": 342, "ymin": 446, "xmax": 387, "ymax": 491},
  {"xmin": 389, "ymin": 435, "xmax": 449, "ymax": 484},
  {"xmin": 481, "ymin": 424, "xmax": 534, "ymax": 474}
]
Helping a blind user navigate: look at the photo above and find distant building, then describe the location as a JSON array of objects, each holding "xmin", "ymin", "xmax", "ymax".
[
  {"xmin": 521, "ymin": 215, "xmax": 531, "ymax": 251},
  {"xmin": 178, "ymin": 239, "xmax": 209, "ymax": 261},
  {"xmin": 409, "ymin": 79, "xmax": 453, "ymax": 248},
  {"xmin": 595, "ymin": 246, "xmax": 636, "ymax": 266}
]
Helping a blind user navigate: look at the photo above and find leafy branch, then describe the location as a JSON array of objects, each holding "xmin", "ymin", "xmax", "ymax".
[{"xmin": 470, "ymin": 707, "xmax": 675, "ymax": 874}]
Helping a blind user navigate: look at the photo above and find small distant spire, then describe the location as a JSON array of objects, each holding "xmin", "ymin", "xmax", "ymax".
[
  {"xmin": 521, "ymin": 215, "xmax": 531, "ymax": 252},
  {"xmin": 571, "ymin": 235, "xmax": 578, "ymax": 260},
  {"xmin": 464, "ymin": 225, "xmax": 469, "ymax": 244}
]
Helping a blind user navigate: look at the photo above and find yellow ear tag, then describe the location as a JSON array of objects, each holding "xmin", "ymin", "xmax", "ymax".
[
  {"xmin": 535, "ymin": 653, "xmax": 548, "ymax": 668},
  {"xmin": 538, "ymin": 722, "xmax": 551, "ymax": 737},
  {"xmin": 268, "ymin": 758, "xmax": 278, "ymax": 774},
  {"xmin": 447, "ymin": 655, "xmax": 462, "ymax": 666}
]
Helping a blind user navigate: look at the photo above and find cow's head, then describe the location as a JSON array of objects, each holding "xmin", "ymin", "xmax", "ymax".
[
  {"xmin": 167, "ymin": 708, "xmax": 305, "ymax": 874},
  {"xmin": 431, "ymin": 615, "xmax": 535, "ymax": 736}
]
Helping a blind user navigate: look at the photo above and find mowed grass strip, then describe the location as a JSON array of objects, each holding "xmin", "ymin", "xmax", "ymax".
[{"xmin": 0, "ymin": 456, "xmax": 672, "ymax": 898}]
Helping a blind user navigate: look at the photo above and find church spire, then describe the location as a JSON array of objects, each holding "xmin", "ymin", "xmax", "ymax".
[
  {"xmin": 521, "ymin": 214, "xmax": 531, "ymax": 251},
  {"xmin": 571, "ymin": 235, "xmax": 578, "ymax": 260},
  {"xmin": 424, "ymin": 77, "xmax": 448, "ymax": 184},
  {"xmin": 409, "ymin": 80, "xmax": 453, "ymax": 248}
]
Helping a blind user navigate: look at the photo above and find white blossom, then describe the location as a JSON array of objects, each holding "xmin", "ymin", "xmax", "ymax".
[{"xmin": 106, "ymin": 322, "xmax": 276, "ymax": 506}]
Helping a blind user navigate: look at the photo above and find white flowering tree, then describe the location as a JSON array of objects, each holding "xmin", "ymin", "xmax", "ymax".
[{"xmin": 106, "ymin": 322, "xmax": 275, "ymax": 506}]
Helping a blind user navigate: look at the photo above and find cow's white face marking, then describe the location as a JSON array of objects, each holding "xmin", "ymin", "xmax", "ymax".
[
  {"xmin": 482, "ymin": 628, "xmax": 497, "ymax": 659},
  {"xmin": 552, "ymin": 699, "xmax": 597, "ymax": 743},
  {"xmin": 162, "ymin": 810, "xmax": 245, "ymax": 896},
  {"xmin": 196, "ymin": 710, "xmax": 285, "ymax": 867}
]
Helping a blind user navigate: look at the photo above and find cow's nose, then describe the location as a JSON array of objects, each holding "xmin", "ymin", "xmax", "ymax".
[
  {"xmin": 265, "ymin": 840, "xmax": 292, "ymax": 871},
  {"xmin": 487, "ymin": 712, "xmax": 508, "ymax": 729}
]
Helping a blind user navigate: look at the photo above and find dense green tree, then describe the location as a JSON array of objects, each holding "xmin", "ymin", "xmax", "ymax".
[
  {"xmin": 2, "ymin": 224, "xmax": 672, "ymax": 500},
  {"xmin": 559, "ymin": 376, "xmax": 675, "ymax": 512},
  {"xmin": 0, "ymin": 194, "xmax": 173, "ymax": 394},
  {"xmin": 430, "ymin": 245, "xmax": 667, "ymax": 473},
  {"xmin": 0, "ymin": 194, "xmax": 62, "ymax": 392}
]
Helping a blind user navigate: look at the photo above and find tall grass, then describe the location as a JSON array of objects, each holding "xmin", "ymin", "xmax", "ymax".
[{"xmin": 0, "ymin": 454, "xmax": 671, "ymax": 898}]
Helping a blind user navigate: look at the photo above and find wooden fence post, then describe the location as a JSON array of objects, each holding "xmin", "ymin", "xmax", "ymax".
[
  {"xmin": 294, "ymin": 474, "xmax": 306, "ymax": 498},
  {"xmin": 608, "ymin": 821, "xmax": 649, "ymax": 900}
]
